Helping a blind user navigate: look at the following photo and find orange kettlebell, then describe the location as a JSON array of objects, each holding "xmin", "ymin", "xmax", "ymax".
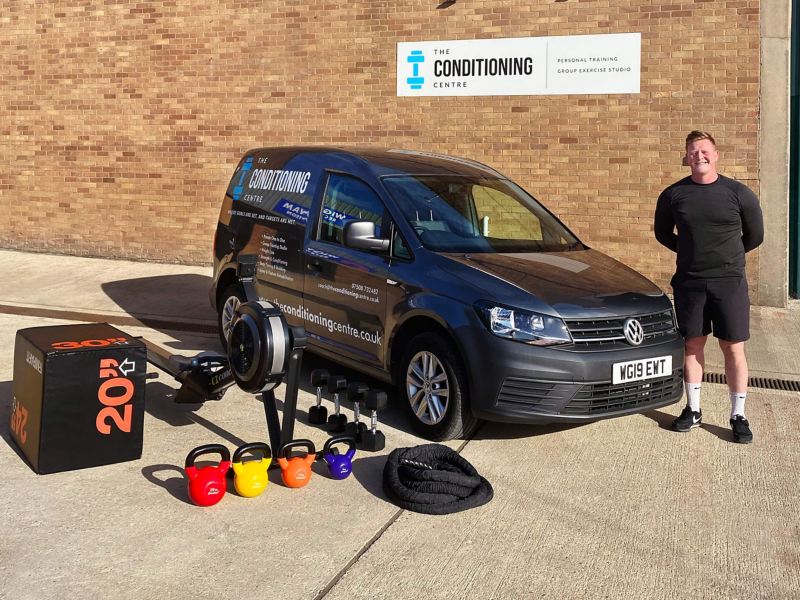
[{"xmin": 277, "ymin": 439, "xmax": 317, "ymax": 488}]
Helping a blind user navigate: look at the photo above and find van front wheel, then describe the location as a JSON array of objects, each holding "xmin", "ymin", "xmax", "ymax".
[{"xmin": 399, "ymin": 333, "xmax": 477, "ymax": 441}]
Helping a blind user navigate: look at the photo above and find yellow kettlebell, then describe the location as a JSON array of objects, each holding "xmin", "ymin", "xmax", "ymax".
[{"xmin": 232, "ymin": 442, "xmax": 272, "ymax": 498}]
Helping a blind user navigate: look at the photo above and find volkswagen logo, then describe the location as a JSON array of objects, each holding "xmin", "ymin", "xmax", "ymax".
[{"xmin": 623, "ymin": 318, "xmax": 644, "ymax": 346}]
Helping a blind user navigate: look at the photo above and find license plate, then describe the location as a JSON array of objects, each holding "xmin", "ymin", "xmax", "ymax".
[{"xmin": 612, "ymin": 355, "xmax": 672, "ymax": 385}]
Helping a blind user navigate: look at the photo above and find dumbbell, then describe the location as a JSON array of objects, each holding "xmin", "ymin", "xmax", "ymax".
[
  {"xmin": 360, "ymin": 389, "xmax": 388, "ymax": 451},
  {"xmin": 345, "ymin": 382, "xmax": 369, "ymax": 442},
  {"xmin": 308, "ymin": 369, "xmax": 329, "ymax": 425},
  {"xmin": 326, "ymin": 375, "xmax": 348, "ymax": 433}
]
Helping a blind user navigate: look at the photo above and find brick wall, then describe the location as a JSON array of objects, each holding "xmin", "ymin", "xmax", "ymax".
[{"xmin": 0, "ymin": 1, "xmax": 761, "ymax": 299}]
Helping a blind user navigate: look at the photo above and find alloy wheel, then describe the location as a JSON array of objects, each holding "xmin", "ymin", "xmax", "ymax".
[
  {"xmin": 221, "ymin": 295, "xmax": 242, "ymax": 343},
  {"xmin": 406, "ymin": 350, "xmax": 450, "ymax": 426}
]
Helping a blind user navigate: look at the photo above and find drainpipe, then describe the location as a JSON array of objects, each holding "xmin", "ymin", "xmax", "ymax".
[{"xmin": 792, "ymin": 0, "xmax": 800, "ymax": 297}]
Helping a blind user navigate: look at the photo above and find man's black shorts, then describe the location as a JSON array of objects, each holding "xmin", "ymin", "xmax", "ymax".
[{"xmin": 671, "ymin": 276, "xmax": 750, "ymax": 341}]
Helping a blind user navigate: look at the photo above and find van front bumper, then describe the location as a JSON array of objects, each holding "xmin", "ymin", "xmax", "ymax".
[{"xmin": 457, "ymin": 328, "xmax": 685, "ymax": 424}]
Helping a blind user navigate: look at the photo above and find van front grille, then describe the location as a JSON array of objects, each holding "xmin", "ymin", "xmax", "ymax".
[
  {"xmin": 564, "ymin": 310, "xmax": 677, "ymax": 348},
  {"xmin": 495, "ymin": 379, "xmax": 574, "ymax": 413},
  {"xmin": 562, "ymin": 369, "xmax": 684, "ymax": 415},
  {"xmin": 495, "ymin": 368, "xmax": 684, "ymax": 416}
]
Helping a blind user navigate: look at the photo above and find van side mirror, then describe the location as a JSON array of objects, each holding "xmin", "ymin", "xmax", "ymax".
[{"xmin": 343, "ymin": 221, "xmax": 390, "ymax": 252}]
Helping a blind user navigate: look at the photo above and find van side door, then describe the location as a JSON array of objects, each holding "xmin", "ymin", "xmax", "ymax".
[
  {"xmin": 234, "ymin": 151, "xmax": 321, "ymax": 328},
  {"xmin": 302, "ymin": 172, "xmax": 390, "ymax": 367}
]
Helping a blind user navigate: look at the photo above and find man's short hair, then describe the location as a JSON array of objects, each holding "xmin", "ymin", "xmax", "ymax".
[{"xmin": 686, "ymin": 130, "xmax": 716, "ymax": 149}]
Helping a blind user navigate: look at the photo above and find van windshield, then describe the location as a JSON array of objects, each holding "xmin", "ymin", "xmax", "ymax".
[{"xmin": 382, "ymin": 175, "xmax": 583, "ymax": 253}]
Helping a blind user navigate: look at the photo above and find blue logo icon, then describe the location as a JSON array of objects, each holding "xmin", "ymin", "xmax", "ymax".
[
  {"xmin": 406, "ymin": 50, "xmax": 424, "ymax": 90},
  {"xmin": 233, "ymin": 157, "xmax": 253, "ymax": 201}
]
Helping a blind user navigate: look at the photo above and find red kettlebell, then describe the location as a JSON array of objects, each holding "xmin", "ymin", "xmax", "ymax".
[
  {"xmin": 184, "ymin": 444, "xmax": 231, "ymax": 506},
  {"xmin": 277, "ymin": 439, "xmax": 317, "ymax": 488}
]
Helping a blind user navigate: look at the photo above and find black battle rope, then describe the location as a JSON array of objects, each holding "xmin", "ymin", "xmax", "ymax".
[{"xmin": 382, "ymin": 444, "xmax": 493, "ymax": 515}]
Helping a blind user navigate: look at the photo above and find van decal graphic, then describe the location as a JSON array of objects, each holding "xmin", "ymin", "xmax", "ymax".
[
  {"xmin": 270, "ymin": 299, "xmax": 383, "ymax": 347},
  {"xmin": 318, "ymin": 281, "xmax": 381, "ymax": 304},
  {"xmin": 249, "ymin": 168, "xmax": 311, "ymax": 195},
  {"xmin": 232, "ymin": 157, "xmax": 253, "ymax": 201},
  {"xmin": 321, "ymin": 207, "xmax": 355, "ymax": 227},
  {"xmin": 274, "ymin": 199, "xmax": 310, "ymax": 224}
]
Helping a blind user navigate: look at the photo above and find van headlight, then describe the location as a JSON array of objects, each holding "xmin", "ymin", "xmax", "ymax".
[{"xmin": 476, "ymin": 302, "xmax": 572, "ymax": 346}]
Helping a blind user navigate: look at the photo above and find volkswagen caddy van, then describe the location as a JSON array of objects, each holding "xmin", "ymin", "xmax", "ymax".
[{"xmin": 211, "ymin": 147, "xmax": 684, "ymax": 441}]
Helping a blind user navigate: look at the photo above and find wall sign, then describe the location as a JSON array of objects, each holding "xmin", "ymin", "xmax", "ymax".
[{"xmin": 397, "ymin": 33, "xmax": 640, "ymax": 97}]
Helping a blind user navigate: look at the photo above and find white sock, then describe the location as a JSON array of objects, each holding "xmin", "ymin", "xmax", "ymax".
[
  {"xmin": 685, "ymin": 382, "xmax": 702, "ymax": 412},
  {"xmin": 730, "ymin": 392, "xmax": 747, "ymax": 418}
]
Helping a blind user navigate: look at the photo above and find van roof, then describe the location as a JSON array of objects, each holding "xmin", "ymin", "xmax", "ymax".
[{"xmin": 245, "ymin": 146, "xmax": 506, "ymax": 179}]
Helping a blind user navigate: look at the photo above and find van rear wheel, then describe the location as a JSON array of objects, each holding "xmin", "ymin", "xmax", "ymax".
[
  {"xmin": 399, "ymin": 332, "xmax": 477, "ymax": 441},
  {"xmin": 217, "ymin": 284, "xmax": 246, "ymax": 350}
]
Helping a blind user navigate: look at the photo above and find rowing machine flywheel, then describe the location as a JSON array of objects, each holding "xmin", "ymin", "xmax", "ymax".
[{"xmin": 228, "ymin": 301, "xmax": 292, "ymax": 393}]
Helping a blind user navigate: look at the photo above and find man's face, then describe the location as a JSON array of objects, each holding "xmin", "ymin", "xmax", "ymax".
[{"xmin": 685, "ymin": 139, "xmax": 719, "ymax": 179}]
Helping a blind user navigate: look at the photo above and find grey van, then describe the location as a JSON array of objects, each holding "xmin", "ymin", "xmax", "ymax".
[{"xmin": 211, "ymin": 147, "xmax": 684, "ymax": 441}]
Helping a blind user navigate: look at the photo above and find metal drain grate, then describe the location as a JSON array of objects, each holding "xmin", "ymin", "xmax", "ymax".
[{"xmin": 703, "ymin": 371, "xmax": 800, "ymax": 392}]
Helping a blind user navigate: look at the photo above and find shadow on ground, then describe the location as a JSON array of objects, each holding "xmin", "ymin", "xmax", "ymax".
[
  {"xmin": 641, "ymin": 408, "xmax": 733, "ymax": 443},
  {"xmin": 473, "ymin": 420, "xmax": 585, "ymax": 441},
  {"xmin": 144, "ymin": 380, "xmax": 248, "ymax": 447},
  {"xmin": 101, "ymin": 274, "xmax": 218, "ymax": 352}
]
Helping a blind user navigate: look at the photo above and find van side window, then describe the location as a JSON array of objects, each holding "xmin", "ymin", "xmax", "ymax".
[
  {"xmin": 318, "ymin": 174, "xmax": 385, "ymax": 245},
  {"xmin": 392, "ymin": 228, "xmax": 411, "ymax": 260}
]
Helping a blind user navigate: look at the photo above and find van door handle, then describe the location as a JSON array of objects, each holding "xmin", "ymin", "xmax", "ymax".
[{"xmin": 307, "ymin": 261, "xmax": 322, "ymax": 273}]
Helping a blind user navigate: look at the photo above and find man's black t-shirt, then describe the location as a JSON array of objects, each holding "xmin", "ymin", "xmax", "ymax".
[{"xmin": 654, "ymin": 174, "xmax": 763, "ymax": 279}]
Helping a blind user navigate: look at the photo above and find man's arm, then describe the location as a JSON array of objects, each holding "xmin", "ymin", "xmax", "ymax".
[
  {"xmin": 653, "ymin": 190, "xmax": 677, "ymax": 252},
  {"xmin": 739, "ymin": 185, "xmax": 764, "ymax": 252}
]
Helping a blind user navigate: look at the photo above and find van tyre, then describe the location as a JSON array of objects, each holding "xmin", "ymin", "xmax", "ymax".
[
  {"xmin": 399, "ymin": 332, "xmax": 477, "ymax": 442},
  {"xmin": 217, "ymin": 284, "xmax": 247, "ymax": 350}
]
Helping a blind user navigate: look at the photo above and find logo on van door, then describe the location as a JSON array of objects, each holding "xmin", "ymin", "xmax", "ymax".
[{"xmin": 233, "ymin": 157, "xmax": 254, "ymax": 201}]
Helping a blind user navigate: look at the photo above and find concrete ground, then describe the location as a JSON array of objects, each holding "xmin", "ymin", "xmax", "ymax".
[{"xmin": 0, "ymin": 248, "xmax": 798, "ymax": 600}]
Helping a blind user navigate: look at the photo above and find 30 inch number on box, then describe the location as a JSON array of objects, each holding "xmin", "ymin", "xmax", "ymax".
[{"xmin": 10, "ymin": 323, "xmax": 145, "ymax": 474}]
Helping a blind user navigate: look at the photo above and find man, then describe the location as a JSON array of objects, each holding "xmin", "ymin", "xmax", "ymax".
[{"xmin": 654, "ymin": 131, "xmax": 764, "ymax": 443}]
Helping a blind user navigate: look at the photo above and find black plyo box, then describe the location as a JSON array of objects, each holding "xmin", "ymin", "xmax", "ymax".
[{"xmin": 10, "ymin": 323, "xmax": 146, "ymax": 474}]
